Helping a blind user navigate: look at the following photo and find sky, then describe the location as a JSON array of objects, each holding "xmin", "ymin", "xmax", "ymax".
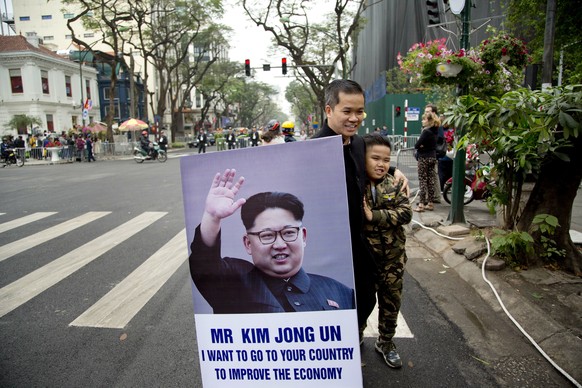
[
  {"xmin": 0, "ymin": 0, "xmax": 293, "ymax": 116},
  {"xmin": 221, "ymin": 0, "xmax": 293, "ymax": 117}
]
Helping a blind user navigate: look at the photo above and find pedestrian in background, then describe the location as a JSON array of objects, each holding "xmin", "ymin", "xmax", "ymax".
[
  {"xmin": 158, "ymin": 131, "xmax": 168, "ymax": 152},
  {"xmin": 249, "ymin": 127, "xmax": 260, "ymax": 146},
  {"xmin": 197, "ymin": 129, "xmax": 207, "ymax": 154},
  {"xmin": 414, "ymin": 112, "xmax": 439, "ymax": 212},
  {"xmin": 424, "ymin": 104, "xmax": 442, "ymax": 203},
  {"xmin": 362, "ymin": 133, "xmax": 412, "ymax": 368},
  {"xmin": 226, "ymin": 129, "xmax": 236, "ymax": 150},
  {"xmin": 85, "ymin": 135, "xmax": 96, "ymax": 162}
]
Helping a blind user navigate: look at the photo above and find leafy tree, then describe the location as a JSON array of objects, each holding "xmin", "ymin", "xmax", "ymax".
[
  {"xmin": 285, "ymin": 80, "xmax": 316, "ymax": 128},
  {"xmin": 447, "ymin": 85, "xmax": 582, "ymax": 274},
  {"xmin": 242, "ymin": 0, "xmax": 366, "ymax": 122},
  {"xmin": 506, "ymin": 0, "xmax": 582, "ymax": 84},
  {"xmin": 63, "ymin": 0, "xmax": 132, "ymax": 142},
  {"xmin": 195, "ymin": 61, "xmax": 241, "ymax": 131},
  {"xmin": 6, "ymin": 115, "xmax": 43, "ymax": 134}
]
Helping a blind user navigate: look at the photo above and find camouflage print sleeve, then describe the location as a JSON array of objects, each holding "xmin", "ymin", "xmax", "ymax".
[{"xmin": 370, "ymin": 176, "xmax": 413, "ymax": 228}]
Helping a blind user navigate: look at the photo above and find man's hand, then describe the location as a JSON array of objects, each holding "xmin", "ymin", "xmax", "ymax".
[
  {"xmin": 200, "ymin": 169, "xmax": 246, "ymax": 247},
  {"xmin": 393, "ymin": 169, "xmax": 410, "ymax": 197},
  {"xmin": 205, "ymin": 169, "xmax": 246, "ymax": 220}
]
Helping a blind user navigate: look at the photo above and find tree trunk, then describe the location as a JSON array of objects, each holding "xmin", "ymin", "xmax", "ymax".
[{"xmin": 517, "ymin": 134, "xmax": 582, "ymax": 275}]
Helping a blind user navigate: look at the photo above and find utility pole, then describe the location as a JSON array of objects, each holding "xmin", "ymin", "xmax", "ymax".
[
  {"xmin": 447, "ymin": 0, "xmax": 471, "ymax": 224},
  {"xmin": 541, "ymin": 0, "xmax": 557, "ymax": 88}
]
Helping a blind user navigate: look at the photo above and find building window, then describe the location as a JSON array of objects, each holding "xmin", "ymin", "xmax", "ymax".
[
  {"xmin": 65, "ymin": 76, "xmax": 72, "ymax": 97},
  {"xmin": 41, "ymin": 70, "xmax": 50, "ymax": 94},
  {"xmin": 46, "ymin": 114, "xmax": 54, "ymax": 132},
  {"xmin": 41, "ymin": 15, "xmax": 52, "ymax": 20},
  {"xmin": 196, "ymin": 91, "xmax": 202, "ymax": 108},
  {"xmin": 19, "ymin": 16, "xmax": 30, "ymax": 21},
  {"xmin": 103, "ymin": 87, "xmax": 119, "ymax": 100},
  {"xmin": 65, "ymin": 34, "xmax": 72, "ymax": 39},
  {"xmin": 86, "ymin": 79, "xmax": 91, "ymax": 100},
  {"xmin": 43, "ymin": 36, "xmax": 54, "ymax": 41},
  {"xmin": 63, "ymin": 13, "xmax": 75, "ymax": 19},
  {"xmin": 83, "ymin": 33, "xmax": 94, "ymax": 38},
  {"xmin": 10, "ymin": 69, "xmax": 23, "ymax": 94}
]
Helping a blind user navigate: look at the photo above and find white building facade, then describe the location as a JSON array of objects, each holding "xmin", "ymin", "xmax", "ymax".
[{"xmin": 0, "ymin": 35, "xmax": 100, "ymax": 136}]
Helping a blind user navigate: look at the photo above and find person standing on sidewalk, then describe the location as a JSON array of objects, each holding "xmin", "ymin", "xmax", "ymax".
[
  {"xmin": 85, "ymin": 134, "xmax": 96, "ymax": 162},
  {"xmin": 312, "ymin": 79, "xmax": 409, "ymax": 339},
  {"xmin": 197, "ymin": 129, "xmax": 208, "ymax": 154},
  {"xmin": 424, "ymin": 104, "xmax": 442, "ymax": 203},
  {"xmin": 362, "ymin": 133, "xmax": 412, "ymax": 368},
  {"xmin": 414, "ymin": 112, "xmax": 439, "ymax": 212}
]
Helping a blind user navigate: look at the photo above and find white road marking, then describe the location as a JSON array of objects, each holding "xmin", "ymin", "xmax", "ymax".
[
  {"xmin": 0, "ymin": 212, "xmax": 110, "ymax": 262},
  {"xmin": 70, "ymin": 230, "xmax": 187, "ymax": 329},
  {"xmin": 364, "ymin": 306, "xmax": 414, "ymax": 339},
  {"xmin": 0, "ymin": 212, "xmax": 167, "ymax": 318},
  {"xmin": 0, "ymin": 212, "xmax": 57, "ymax": 234}
]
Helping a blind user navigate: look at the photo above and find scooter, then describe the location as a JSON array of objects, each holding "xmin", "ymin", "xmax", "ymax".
[
  {"xmin": 133, "ymin": 143, "xmax": 167, "ymax": 163},
  {"xmin": 443, "ymin": 160, "xmax": 491, "ymax": 205},
  {"xmin": 2, "ymin": 148, "xmax": 25, "ymax": 167}
]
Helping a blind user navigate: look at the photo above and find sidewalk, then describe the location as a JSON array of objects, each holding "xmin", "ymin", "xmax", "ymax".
[{"xmin": 407, "ymin": 198, "xmax": 582, "ymax": 385}]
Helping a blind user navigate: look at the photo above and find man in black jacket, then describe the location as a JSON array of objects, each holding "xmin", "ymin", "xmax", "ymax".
[{"xmin": 312, "ymin": 79, "xmax": 408, "ymax": 341}]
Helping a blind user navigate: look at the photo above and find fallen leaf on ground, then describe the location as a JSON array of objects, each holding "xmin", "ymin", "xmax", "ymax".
[
  {"xmin": 120, "ymin": 333, "xmax": 128, "ymax": 341},
  {"xmin": 439, "ymin": 270, "xmax": 447, "ymax": 274},
  {"xmin": 531, "ymin": 292, "xmax": 543, "ymax": 299},
  {"xmin": 407, "ymin": 361, "xmax": 414, "ymax": 368}
]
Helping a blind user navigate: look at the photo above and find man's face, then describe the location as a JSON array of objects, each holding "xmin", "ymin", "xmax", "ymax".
[
  {"xmin": 325, "ymin": 91, "xmax": 365, "ymax": 142},
  {"xmin": 243, "ymin": 208, "xmax": 306, "ymax": 279},
  {"xmin": 365, "ymin": 144, "xmax": 391, "ymax": 182}
]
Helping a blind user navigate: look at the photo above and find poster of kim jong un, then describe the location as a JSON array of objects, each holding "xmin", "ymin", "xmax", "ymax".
[{"xmin": 180, "ymin": 136, "xmax": 362, "ymax": 387}]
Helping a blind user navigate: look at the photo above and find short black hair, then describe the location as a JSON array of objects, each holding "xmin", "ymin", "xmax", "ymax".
[
  {"xmin": 363, "ymin": 133, "xmax": 392, "ymax": 150},
  {"xmin": 241, "ymin": 192, "xmax": 304, "ymax": 230},
  {"xmin": 325, "ymin": 79, "xmax": 365, "ymax": 109}
]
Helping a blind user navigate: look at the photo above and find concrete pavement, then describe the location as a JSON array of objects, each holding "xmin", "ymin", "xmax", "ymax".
[{"xmin": 407, "ymin": 197, "xmax": 582, "ymax": 386}]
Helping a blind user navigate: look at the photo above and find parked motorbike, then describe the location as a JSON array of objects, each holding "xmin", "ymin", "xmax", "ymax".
[
  {"xmin": 443, "ymin": 159, "xmax": 491, "ymax": 205},
  {"xmin": 133, "ymin": 143, "xmax": 167, "ymax": 163},
  {"xmin": 2, "ymin": 148, "xmax": 25, "ymax": 167}
]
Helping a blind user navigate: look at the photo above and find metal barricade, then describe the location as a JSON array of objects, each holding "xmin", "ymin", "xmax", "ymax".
[{"xmin": 394, "ymin": 148, "xmax": 419, "ymax": 193}]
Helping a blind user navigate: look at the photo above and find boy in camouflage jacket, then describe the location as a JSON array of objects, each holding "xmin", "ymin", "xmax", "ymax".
[{"xmin": 362, "ymin": 134, "xmax": 412, "ymax": 368}]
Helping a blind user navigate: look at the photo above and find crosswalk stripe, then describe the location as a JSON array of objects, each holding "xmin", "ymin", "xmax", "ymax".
[
  {"xmin": 0, "ymin": 212, "xmax": 110, "ymax": 262},
  {"xmin": 364, "ymin": 307, "xmax": 414, "ymax": 339},
  {"xmin": 0, "ymin": 212, "xmax": 58, "ymax": 234},
  {"xmin": 70, "ymin": 230, "xmax": 187, "ymax": 329},
  {"xmin": 0, "ymin": 212, "xmax": 167, "ymax": 319}
]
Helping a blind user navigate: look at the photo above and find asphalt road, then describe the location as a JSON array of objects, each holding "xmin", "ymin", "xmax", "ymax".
[{"xmin": 0, "ymin": 151, "xmax": 569, "ymax": 387}]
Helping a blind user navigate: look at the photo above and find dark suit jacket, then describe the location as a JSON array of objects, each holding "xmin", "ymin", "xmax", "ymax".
[{"xmin": 189, "ymin": 225, "xmax": 355, "ymax": 314}]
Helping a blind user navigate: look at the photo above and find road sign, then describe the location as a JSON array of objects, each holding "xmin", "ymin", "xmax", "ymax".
[{"xmin": 406, "ymin": 107, "xmax": 420, "ymax": 121}]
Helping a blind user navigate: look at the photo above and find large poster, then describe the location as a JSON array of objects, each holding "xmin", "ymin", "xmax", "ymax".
[{"xmin": 181, "ymin": 137, "xmax": 362, "ymax": 387}]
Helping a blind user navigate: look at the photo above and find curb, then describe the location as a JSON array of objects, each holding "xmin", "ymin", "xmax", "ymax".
[{"xmin": 412, "ymin": 222, "xmax": 582, "ymax": 384}]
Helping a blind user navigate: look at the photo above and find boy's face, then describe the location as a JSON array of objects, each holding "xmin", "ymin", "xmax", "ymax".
[{"xmin": 365, "ymin": 144, "xmax": 391, "ymax": 182}]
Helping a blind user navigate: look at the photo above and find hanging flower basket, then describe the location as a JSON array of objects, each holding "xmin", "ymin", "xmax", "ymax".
[
  {"xmin": 479, "ymin": 31, "xmax": 531, "ymax": 72},
  {"xmin": 436, "ymin": 62, "xmax": 463, "ymax": 77}
]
